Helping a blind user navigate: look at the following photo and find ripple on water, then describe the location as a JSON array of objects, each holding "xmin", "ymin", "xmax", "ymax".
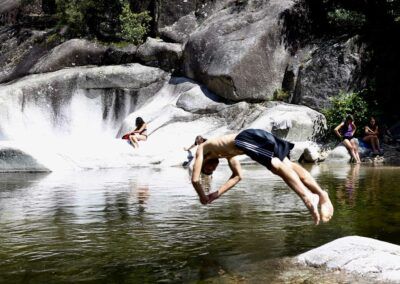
[{"xmin": 1, "ymin": 165, "xmax": 400, "ymax": 282}]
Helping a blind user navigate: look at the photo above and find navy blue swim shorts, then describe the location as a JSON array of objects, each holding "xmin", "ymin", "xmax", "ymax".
[{"xmin": 234, "ymin": 129, "xmax": 294, "ymax": 170}]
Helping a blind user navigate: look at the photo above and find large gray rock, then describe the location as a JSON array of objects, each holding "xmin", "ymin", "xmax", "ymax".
[
  {"xmin": 136, "ymin": 37, "xmax": 183, "ymax": 72},
  {"xmin": 102, "ymin": 44, "xmax": 137, "ymax": 65},
  {"xmin": 30, "ymin": 39, "xmax": 107, "ymax": 74},
  {"xmin": 297, "ymin": 236, "xmax": 400, "ymax": 282},
  {"xmin": 176, "ymin": 81, "xmax": 225, "ymax": 114},
  {"xmin": 183, "ymin": 0, "xmax": 295, "ymax": 102},
  {"xmin": 292, "ymin": 36, "xmax": 368, "ymax": 111},
  {"xmin": 247, "ymin": 102, "xmax": 327, "ymax": 142},
  {"xmin": 76, "ymin": 63, "xmax": 168, "ymax": 90},
  {"xmin": 156, "ymin": 0, "xmax": 197, "ymax": 29},
  {"xmin": 159, "ymin": 12, "xmax": 198, "ymax": 43}
]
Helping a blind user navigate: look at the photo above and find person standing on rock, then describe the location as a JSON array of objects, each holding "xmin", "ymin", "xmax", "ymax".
[
  {"xmin": 334, "ymin": 114, "xmax": 362, "ymax": 163},
  {"xmin": 190, "ymin": 129, "xmax": 334, "ymax": 225}
]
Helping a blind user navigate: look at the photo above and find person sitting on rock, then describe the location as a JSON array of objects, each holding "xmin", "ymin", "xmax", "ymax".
[
  {"xmin": 363, "ymin": 116, "xmax": 382, "ymax": 155},
  {"xmin": 122, "ymin": 117, "xmax": 148, "ymax": 148},
  {"xmin": 334, "ymin": 114, "xmax": 362, "ymax": 164},
  {"xmin": 191, "ymin": 128, "xmax": 334, "ymax": 225}
]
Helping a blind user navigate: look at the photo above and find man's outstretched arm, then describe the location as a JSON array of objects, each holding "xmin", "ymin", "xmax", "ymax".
[
  {"xmin": 191, "ymin": 145, "xmax": 208, "ymax": 204},
  {"xmin": 208, "ymin": 157, "xmax": 243, "ymax": 203}
]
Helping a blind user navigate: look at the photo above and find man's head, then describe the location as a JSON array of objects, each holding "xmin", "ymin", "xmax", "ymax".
[{"xmin": 201, "ymin": 158, "xmax": 219, "ymax": 175}]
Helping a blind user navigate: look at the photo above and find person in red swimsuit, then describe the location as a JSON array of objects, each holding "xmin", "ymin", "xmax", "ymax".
[{"xmin": 122, "ymin": 117, "xmax": 148, "ymax": 148}]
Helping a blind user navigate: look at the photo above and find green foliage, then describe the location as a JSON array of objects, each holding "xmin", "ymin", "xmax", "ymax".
[
  {"xmin": 55, "ymin": 0, "xmax": 87, "ymax": 36},
  {"xmin": 54, "ymin": 0, "xmax": 124, "ymax": 40},
  {"xmin": 273, "ymin": 89, "xmax": 290, "ymax": 102},
  {"xmin": 323, "ymin": 91, "xmax": 369, "ymax": 139},
  {"xmin": 119, "ymin": 2, "xmax": 151, "ymax": 45},
  {"xmin": 327, "ymin": 8, "xmax": 366, "ymax": 31}
]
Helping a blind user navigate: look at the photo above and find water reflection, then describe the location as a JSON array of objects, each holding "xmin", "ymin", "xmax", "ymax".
[
  {"xmin": 0, "ymin": 165, "xmax": 399, "ymax": 283},
  {"xmin": 336, "ymin": 164, "xmax": 360, "ymax": 206}
]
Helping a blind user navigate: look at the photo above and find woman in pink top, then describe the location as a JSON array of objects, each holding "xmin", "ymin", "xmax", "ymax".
[{"xmin": 334, "ymin": 114, "xmax": 361, "ymax": 163}]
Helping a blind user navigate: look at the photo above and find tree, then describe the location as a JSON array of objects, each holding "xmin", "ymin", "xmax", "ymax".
[{"xmin": 119, "ymin": 1, "xmax": 151, "ymax": 45}]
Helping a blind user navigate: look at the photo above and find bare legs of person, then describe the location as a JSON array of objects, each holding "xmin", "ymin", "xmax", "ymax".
[
  {"xmin": 363, "ymin": 135, "xmax": 381, "ymax": 154},
  {"xmin": 128, "ymin": 134, "xmax": 147, "ymax": 148},
  {"xmin": 129, "ymin": 134, "xmax": 139, "ymax": 148},
  {"xmin": 343, "ymin": 139, "xmax": 361, "ymax": 163},
  {"xmin": 283, "ymin": 159, "xmax": 334, "ymax": 223},
  {"xmin": 269, "ymin": 157, "xmax": 324, "ymax": 225}
]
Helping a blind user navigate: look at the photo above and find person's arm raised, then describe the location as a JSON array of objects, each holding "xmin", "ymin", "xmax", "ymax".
[
  {"xmin": 334, "ymin": 122, "xmax": 343, "ymax": 138},
  {"xmin": 191, "ymin": 145, "xmax": 208, "ymax": 205},
  {"xmin": 208, "ymin": 157, "xmax": 243, "ymax": 203}
]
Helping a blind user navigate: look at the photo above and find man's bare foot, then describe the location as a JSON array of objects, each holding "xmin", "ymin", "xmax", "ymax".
[
  {"xmin": 207, "ymin": 191, "xmax": 219, "ymax": 204},
  {"xmin": 305, "ymin": 193, "xmax": 320, "ymax": 225},
  {"xmin": 319, "ymin": 190, "xmax": 334, "ymax": 223}
]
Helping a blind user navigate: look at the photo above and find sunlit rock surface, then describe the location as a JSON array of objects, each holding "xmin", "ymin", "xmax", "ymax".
[
  {"xmin": 296, "ymin": 236, "xmax": 400, "ymax": 283},
  {"xmin": 0, "ymin": 63, "xmax": 326, "ymax": 172}
]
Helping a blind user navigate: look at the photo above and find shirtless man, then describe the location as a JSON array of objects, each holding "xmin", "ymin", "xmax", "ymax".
[{"xmin": 191, "ymin": 129, "xmax": 334, "ymax": 225}]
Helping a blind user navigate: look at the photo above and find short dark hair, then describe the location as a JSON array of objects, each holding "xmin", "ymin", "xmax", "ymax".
[
  {"xmin": 194, "ymin": 135, "xmax": 207, "ymax": 145},
  {"xmin": 201, "ymin": 158, "xmax": 219, "ymax": 175}
]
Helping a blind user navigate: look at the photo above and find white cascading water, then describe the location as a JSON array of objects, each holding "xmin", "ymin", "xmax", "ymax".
[{"xmin": 0, "ymin": 75, "xmax": 221, "ymax": 172}]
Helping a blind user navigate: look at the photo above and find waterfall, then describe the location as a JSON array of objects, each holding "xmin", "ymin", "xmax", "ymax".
[{"xmin": 0, "ymin": 67, "xmax": 224, "ymax": 172}]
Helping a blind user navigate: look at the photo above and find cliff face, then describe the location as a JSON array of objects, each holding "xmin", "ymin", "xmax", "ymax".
[{"xmin": 0, "ymin": 0, "xmax": 392, "ymax": 114}]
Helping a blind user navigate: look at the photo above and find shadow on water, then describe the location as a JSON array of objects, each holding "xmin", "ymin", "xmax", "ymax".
[{"xmin": 0, "ymin": 164, "xmax": 399, "ymax": 282}]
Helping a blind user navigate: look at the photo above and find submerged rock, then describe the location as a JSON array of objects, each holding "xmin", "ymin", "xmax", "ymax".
[{"xmin": 296, "ymin": 236, "xmax": 400, "ymax": 283}]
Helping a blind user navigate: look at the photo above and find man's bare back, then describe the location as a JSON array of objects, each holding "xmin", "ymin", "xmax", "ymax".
[{"xmin": 201, "ymin": 133, "xmax": 243, "ymax": 160}]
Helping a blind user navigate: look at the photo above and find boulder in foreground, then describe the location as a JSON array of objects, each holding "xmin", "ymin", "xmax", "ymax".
[{"xmin": 296, "ymin": 236, "xmax": 400, "ymax": 282}]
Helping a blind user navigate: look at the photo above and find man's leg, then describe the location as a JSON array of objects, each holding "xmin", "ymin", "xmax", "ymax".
[
  {"xmin": 269, "ymin": 157, "xmax": 320, "ymax": 225},
  {"xmin": 283, "ymin": 158, "xmax": 334, "ymax": 223}
]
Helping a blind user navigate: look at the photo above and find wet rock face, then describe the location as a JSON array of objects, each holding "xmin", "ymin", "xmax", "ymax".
[
  {"xmin": 183, "ymin": 0, "xmax": 294, "ymax": 102},
  {"xmin": 291, "ymin": 36, "xmax": 368, "ymax": 111}
]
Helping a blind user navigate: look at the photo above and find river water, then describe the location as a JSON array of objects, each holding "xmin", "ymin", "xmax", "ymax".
[{"xmin": 1, "ymin": 164, "xmax": 399, "ymax": 283}]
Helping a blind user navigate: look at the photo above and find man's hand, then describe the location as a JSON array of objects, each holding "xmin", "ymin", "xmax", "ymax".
[
  {"xmin": 200, "ymin": 195, "xmax": 209, "ymax": 205},
  {"xmin": 207, "ymin": 191, "xmax": 219, "ymax": 204}
]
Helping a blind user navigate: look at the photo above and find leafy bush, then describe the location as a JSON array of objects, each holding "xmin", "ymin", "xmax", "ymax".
[
  {"xmin": 55, "ymin": 0, "xmax": 89, "ymax": 36},
  {"xmin": 322, "ymin": 91, "xmax": 369, "ymax": 139},
  {"xmin": 327, "ymin": 8, "xmax": 366, "ymax": 32},
  {"xmin": 119, "ymin": 2, "xmax": 151, "ymax": 45}
]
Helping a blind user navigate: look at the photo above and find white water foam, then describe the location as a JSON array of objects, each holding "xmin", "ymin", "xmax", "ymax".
[{"xmin": 0, "ymin": 76, "xmax": 228, "ymax": 172}]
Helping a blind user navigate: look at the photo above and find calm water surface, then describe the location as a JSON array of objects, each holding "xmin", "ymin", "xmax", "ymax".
[{"xmin": 1, "ymin": 164, "xmax": 399, "ymax": 283}]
